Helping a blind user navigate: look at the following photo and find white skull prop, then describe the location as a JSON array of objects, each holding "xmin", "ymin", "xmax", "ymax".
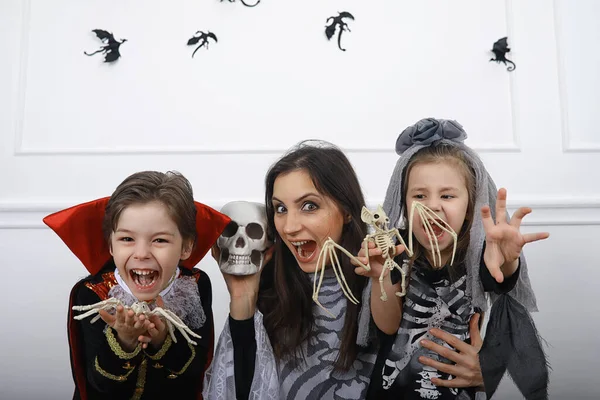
[{"xmin": 217, "ymin": 201, "xmax": 270, "ymax": 275}]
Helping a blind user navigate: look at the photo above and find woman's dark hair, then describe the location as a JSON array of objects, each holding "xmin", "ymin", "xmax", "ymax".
[{"xmin": 258, "ymin": 141, "xmax": 368, "ymax": 370}]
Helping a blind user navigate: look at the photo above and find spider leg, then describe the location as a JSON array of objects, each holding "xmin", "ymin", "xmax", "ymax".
[
  {"xmin": 151, "ymin": 308, "xmax": 202, "ymax": 346},
  {"xmin": 164, "ymin": 309, "xmax": 202, "ymax": 340},
  {"xmin": 166, "ymin": 320, "xmax": 177, "ymax": 344},
  {"xmin": 90, "ymin": 314, "xmax": 103, "ymax": 324},
  {"xmin": 72, "ymin": 298, "xmax": 120, "ymax": 311},
  {"xmin": 72, "ymin": 298, "xmax": 120, "ymax": 321}
]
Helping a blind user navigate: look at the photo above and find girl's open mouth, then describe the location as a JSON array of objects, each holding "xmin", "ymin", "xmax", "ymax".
[{"xmin": 423, "ymin": 219, "xmax": 445, "ymax": 239}]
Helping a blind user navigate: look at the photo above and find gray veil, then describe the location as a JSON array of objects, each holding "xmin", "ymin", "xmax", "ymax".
[{"xmin": 382, "ymin": 118, "xmax": 548, "ymax": 399}]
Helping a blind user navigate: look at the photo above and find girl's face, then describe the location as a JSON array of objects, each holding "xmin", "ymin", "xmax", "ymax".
[
  {"xmin": 406, "ymin": 160, "xmax": 469, "ymax": 265},
  {"xmin": 272, "ymin": 169, "xmax": 346, "ymax": 273},
  {"xmin": 110, "ymin": 201, "xmax": 192, "ymax": 301}
]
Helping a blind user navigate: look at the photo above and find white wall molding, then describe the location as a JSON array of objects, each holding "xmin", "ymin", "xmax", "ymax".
[
  {"xmin": 13, "ymin": 0, "xmax": 30, "ymax": 156},
  {"xmin": 12, "ymin": 0, "xmax": 522, "ymax": 157},
  {"xmin": 13, "ymin": 143, "xmax": 523, "ymax": 156},
  {"xmin": 3, "ymin": 197, "xmax": 599, "ymax": 229},
  {"xmin": 553, "ymin": 0, "xmax": 600, "ymax": 153}
]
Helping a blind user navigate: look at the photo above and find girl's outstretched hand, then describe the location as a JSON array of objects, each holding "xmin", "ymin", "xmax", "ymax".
[{"xmin": 482, "ymin": 188, "xmax": 549, "ymax": 283}]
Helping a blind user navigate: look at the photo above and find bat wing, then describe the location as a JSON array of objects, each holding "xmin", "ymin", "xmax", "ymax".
[
  {"xmin": 325, "ymin": 23, "xmax": 337, "ymax": 40},
  {"xmin": 92, "ymin": 29, "xmax": 113, "ymax": 41},
  {"xmin": 104, "ymin": 49, "xmax": 120, "ymax": 63},
  {"xmin": 208, "ymin": 32, "xmax": 218, "ymax": 43},
  {"xmin": 339, "ymin": 11, "xmax": 355, "ymax": 20},
  {"xmin": 493, "ymin": 37, "xmax": 509, "ymax": 52},
  {"xmin": 188, "ymin": 36, "xmax": 201, "ymax": 45}
]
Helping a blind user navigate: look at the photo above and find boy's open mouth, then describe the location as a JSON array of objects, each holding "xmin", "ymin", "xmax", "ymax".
[
  {"xmin": 291, "ymin": 240, "xmax": 317, "ymax": 262},
  {"xmin": 130, "ymin": 269, "xmax": 159, "ymax": 288}
]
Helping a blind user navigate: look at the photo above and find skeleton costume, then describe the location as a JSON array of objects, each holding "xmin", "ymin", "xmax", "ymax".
[
  {"xmin": 370, "ymin": 119, "xmax": 548, "ymax": 400},
  {"xmin": 203, "ymin": 268, "xmax": 378, "ymax": 400},
  {"xmin": 44, "ymin": 197, "xmax": 230, "ymax": 400}
]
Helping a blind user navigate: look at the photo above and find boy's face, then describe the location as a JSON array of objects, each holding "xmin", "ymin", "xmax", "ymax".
[{"xmin": 110, "ymin": 201, "xmax": 192, "ymax": 301}]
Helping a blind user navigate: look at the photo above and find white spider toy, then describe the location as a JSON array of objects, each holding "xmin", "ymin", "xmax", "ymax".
[
  {"xmin": 72, "ymin": 298, "xmax": 202, "ymax": 346},
  {"xmin": 313, "ymin": 202, "xmax": 457, "ymax": 313}
]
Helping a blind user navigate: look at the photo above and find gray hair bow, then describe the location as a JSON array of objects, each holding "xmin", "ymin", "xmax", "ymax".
[{"xmin": 395, "ymin": 118, "xmax": 467, "ymax": 155}]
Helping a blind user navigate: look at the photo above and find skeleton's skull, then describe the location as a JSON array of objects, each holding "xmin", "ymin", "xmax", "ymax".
[{"xmin": 217, "ymin": 201, "xmax": 270, "ymax": 275}]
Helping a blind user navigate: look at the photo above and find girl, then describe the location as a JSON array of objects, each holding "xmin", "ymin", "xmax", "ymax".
[
  {"xmin": 45, "ymin": 171, "xmax": 230, "ymax": 400},
  {"xmin": 367, "ymin": 118, "xmax": 549, "ymax": 400},
  {"xmin": 204, "ymin": 141, "xmax": 385, "ymax": 400}
]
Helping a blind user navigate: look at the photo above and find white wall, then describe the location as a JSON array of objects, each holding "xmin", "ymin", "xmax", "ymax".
[{"xmin": 1, "ymin": 1, "xmax": 598, "ymax": 399}]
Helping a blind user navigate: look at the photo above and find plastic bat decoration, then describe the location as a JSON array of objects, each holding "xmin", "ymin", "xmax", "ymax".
[
  {"xmin": 187, "ymin": 31, "xmax": 218, "ymax": 58},
  {"xmin": 220, "ymin": 0, "xmax": 260, "ymax": 7},
  {"xmin": 84, "ymin": 29, "xmax": 127, "ymax": 63},
  {"xmin": 325, "ymin": 12, "xmax": 355, "ymax": 51},
  {"xmin": 489, "ymin": 37, "xmax": 516, "ymax": 71}
]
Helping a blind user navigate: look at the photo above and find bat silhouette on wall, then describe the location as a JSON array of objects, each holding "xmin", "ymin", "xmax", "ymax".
[
  {"xmin": 220, "ymin": 0, "xmax": 260, "ymax": 7},
  {"xmin": 84, "ymin": 29, "xmax": 127, "ymax": 63},
  {"xmin": 489, "ymin": 37, "xmax": 516, "ymax": 71},
  {"xmin": 325, "ymin": 12, "xmax": 354, "ymax": 51},
  {"xmin": 187, "ymin": 31, "xmax": 218, "ymax": 58}
]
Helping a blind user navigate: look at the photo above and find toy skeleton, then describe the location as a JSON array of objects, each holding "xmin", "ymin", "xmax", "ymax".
[
  {"xmin": 72, "ymin": 298, "xmax": 202, "ymax": 346},
  {"xmin": 313, "ymin": 202, "xmax": 457, "ymax": 313}
]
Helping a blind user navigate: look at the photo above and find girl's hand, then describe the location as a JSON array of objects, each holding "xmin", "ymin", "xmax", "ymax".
[
  {"xmin": 482, "ymin": 188, "xmax": 549, "ymax": 283},
  {"xmin": 353, "ymin": 240, "xmax": 406, "ymax": 334}
]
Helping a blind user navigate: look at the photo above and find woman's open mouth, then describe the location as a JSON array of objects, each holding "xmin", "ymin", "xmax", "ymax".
[{"xmin": 290, "ymin": 240, "xmax": 318, "ymax": 262}]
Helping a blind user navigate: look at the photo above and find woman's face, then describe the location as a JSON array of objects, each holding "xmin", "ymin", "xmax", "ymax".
[{"xmin": 272, "ymin": 169, "xmax": 346, "ymax": 273}]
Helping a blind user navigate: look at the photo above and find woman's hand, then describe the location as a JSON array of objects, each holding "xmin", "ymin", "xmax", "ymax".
[{"xmin": 212, "ymin": 245, "xmax": 274, "ymax": 320}]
